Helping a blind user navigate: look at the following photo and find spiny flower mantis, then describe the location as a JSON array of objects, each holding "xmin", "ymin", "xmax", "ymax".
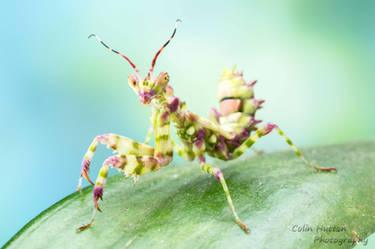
[{"xmin": 77, "ymin": 19, "xmax": 337, "ymax": 233}]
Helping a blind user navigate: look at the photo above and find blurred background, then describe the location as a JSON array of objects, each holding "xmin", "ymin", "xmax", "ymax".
[{"xmin": 1, "ymin": 0, "xmax": 374, "ymax": 245}]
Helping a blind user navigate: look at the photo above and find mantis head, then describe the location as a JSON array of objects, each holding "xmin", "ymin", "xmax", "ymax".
[
  {"xmin": 89, "ymin": 19, "xmax": 181, "ymax": 105},
  {"xmin": 127, "ymin": 72, "xmax": 170, "ymax": 104}
]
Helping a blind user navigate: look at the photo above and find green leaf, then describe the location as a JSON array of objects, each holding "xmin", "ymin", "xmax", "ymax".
[{"xmin": 4, "ymin": 140, "xmax": 375, "ymax": 249}]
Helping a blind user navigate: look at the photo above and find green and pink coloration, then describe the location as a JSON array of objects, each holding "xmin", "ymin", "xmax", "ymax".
[{"xmin": 77, "ymin": 20, "xmax": 337, "ymax": 233}]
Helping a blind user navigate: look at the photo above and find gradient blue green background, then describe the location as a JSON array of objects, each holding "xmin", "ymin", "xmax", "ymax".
[{"xmin": 1, "ymin": 0, "xmax": 374, "ymax": 246}]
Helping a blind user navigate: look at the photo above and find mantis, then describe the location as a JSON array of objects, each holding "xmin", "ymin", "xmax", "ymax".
[{"xmin": 77, "ymin": 19, "xmax": 337, "ymax": 232}]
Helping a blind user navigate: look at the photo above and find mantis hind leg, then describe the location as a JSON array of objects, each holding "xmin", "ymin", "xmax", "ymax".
[{"xmin": 232, "ymin": 123, "xmax": 337, "ymax": 172}]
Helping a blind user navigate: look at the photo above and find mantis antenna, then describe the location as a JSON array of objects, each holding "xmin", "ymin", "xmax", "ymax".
[
  {"xmin": 88, "ymin": 33, "xmax": 141, "ymax": 80},
  {"xmin": 149, "ymin": 19, "xmax": 181, "ymax": 76}
]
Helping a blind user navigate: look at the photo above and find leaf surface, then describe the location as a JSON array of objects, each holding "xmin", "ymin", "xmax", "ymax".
[{"xmin": 4, "ymin": 141, "xmax": 375, "ymax": 249}]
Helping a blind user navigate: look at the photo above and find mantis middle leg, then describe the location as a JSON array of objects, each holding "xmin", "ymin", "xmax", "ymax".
[{"xmin": 200, "ymin": 163, "xmax": 249, "ymax": 233}]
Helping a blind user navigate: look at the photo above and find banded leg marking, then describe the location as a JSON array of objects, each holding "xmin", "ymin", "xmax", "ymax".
[
  {"xmin": 78, "ymin": 108, "xmax": 174, "ymax": 231},
  {"xmin": 94, "ymin": 155, "xmax": 160, "ymax": 210},
  {"xmin": 187, "ymin": 111, "xmax": 234, "ymax": 139},
  {"xmin": 173, "ymin": 141, "xmax": 195, "ymax": 161},
  {"xmin": 201, "ymin": 163, "xmax": 249, "ymax": 233},
  {"xmin": 154, "ymin": 110, "xmax": 173, "ymax": 166},
  {"xmin": 78, "ymin": 138, "xmax": 99, "ymax": 188},
  {"xmin": 275, "ymin": 127, "xmax": 336, "ymax": 172},
  {"xmin": 144, "ymin": 124, "xmax": 154, "ymax": 145},
  {"xmin": 145, "ymin": 105, "xmax": 159, "ymax": 145},
  {"xmin": 77, "ymin": 154, "xmax": 160, "ymax": 231},
  {"xmin": 232, "ymin": 123, "xmax": 337, "ymax": 172},
  {"xmin": 77, "ymin": 134, "xmax": 154, "ymax": 190}
]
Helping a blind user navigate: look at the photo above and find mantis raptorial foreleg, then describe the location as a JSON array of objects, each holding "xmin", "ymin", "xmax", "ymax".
[
  {"xmin": 77, "ymin": 108, "xmax": 173, "ymax": 231},
  {"xmin": 77, "ymin": 134, "xmax": 154, "ymax": 190},
  {"xmin": 77, "ymin": 154, "xmax": 160, "ymax": 231}
]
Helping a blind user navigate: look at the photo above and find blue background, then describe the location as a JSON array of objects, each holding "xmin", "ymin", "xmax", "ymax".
[{"xmin": 1, "ymin": 0, "xmax": 374, "ymax": 245}]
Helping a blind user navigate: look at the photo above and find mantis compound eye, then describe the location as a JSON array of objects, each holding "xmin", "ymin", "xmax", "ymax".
[
  {"xmin": 157, "ymin": 72, "xmax": 169, "ymax": 84},
  {"xmin": 154, "ymin": 72, "xmax": 170, "ymax": 92},
  {"xmin": 164, "ymin": 73, "xmax": 170, "ymax": 82},
  {"xmin": 128, "ymin": 74, "xmax": 138, "ymax": 89}
]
